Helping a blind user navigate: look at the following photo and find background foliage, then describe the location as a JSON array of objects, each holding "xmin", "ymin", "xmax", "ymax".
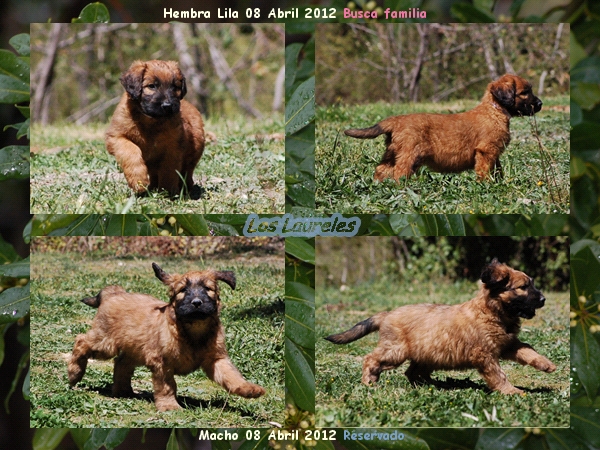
[{"xmin": 316, "ymin": 23, "xmax": 569, "ymax": 106}]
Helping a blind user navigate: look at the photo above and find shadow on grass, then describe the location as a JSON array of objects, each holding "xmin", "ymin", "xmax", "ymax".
[
  {"xmin": 72, "ymin": 382, "xmax": 265, "ymax": 418},
  {"xmin": 424, "ymin": 376, "xmax": 554, "ymax": 395}
]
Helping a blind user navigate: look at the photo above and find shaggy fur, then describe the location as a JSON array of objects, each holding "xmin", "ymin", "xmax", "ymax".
[
  {"xmin": 344, "ymin": 74, "xmax": 542, "ymax": 182},
  {"xmin": 106, "ymin": 60, "xmax": 205, "ymax": 197},
  {"xmin": 67, "ymin": 263, "xmax": 265, "ymax": 411},
  {"xmin": 325, "ymin": 259, "xmax": 556, "ymax": 394}
]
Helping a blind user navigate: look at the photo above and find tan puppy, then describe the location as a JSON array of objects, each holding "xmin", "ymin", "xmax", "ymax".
[
  {"xmin": 106, "ymin": 60, "xmax": 205, "ymax": 197},
  {"xmin": 345, "ymin": 74, "xmax": 542, "ymax": 181},
  {"xmin": 67, "ymin": 263, "xmax": 265, "ymax": 411},
  {"xmin": 325, "ymin": 259, "xmax": 556, "ymax": 394}
]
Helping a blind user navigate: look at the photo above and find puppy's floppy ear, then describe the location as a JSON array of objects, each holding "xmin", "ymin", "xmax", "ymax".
[
  {"xmin": 180, "ymin": 75, "xmax": 187, "ymax": 99},
  {"xmin": 215, "ymin": 271, "xmax": 236, "ymax": 290},
  {"xmin": 481, "ymin": 258, "xmax": 510, "ymax": 293},
  {"xmin": 152, "ymin": 262, "xmax": 175, "ymax": 285},
  {"xmin": 490, "ymin": 77, "xmax": 516, "ymax": 109},
  {"xmin": 120, "ymin": 61, "xmax": 146, "ymax": 99}
]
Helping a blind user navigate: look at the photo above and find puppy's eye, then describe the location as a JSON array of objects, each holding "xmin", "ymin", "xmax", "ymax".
[{"xmin": 147, "ymin": 84, "xmax": 157, "ymax": 90}]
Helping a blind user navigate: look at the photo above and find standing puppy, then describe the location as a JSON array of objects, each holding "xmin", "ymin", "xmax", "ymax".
[
  {"xmin": 325, "ymin": 259, "xmax": 556, "ymax": 394},
  {"xmin": 68, "ymin": 263, "xmax": 265, "ymax": 411},
  {"xmin": 345, "ymin": 74, "xmax": 542, "ymax": 182},
  {"xmin": 106, "ymin": 60, "xmax": 205, "ymax": 197}
]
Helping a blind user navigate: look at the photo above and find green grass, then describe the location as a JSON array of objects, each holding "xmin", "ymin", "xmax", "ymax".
[
  {"xmin": 30, "ymin": 115, "xmax": 284, "ymax": 214},
  {"xmin": 30, "ymin": 252, "xmax": 284, "ymax": 428},
  {"xmin": 315, "ymin": 96, "xmax": 570, "ymax": 214},
  {"xmin": 316, "ymin": 279, "xmax": 570, "ymax": 428}
]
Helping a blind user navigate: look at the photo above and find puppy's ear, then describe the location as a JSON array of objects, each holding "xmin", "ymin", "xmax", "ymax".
[
  {"xmin": 490, "ymin": 77, "xmax": 516, "ymax": 109},
  {"xmin": 481, "ymin": 259, "xmax": 510, "ymax": 293},
  {"xmin": 215, "ymin": 271, "xmax": 236, "ymax": 290},
  {"xmin": 120, "ymin": 61, "xmax": 146, "ymax": 99},
  {"xmin": 152, "ymin": 263, "xmax": 175, "ymax": 285},
  {"xmin": 180, "ymin": 75, "xmax": 187, "ymax": 99}
]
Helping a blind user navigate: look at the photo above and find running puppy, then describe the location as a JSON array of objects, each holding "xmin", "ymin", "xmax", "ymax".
[
  {"xmin": 345, "ymin": 74, "xmax": 542, "ymax": 181},
  {"xmin": 68, "ymin": 263, "xmax": 265, "ymax": 411},
  {"xmin": 325, "ymin": 259, "xmax": 556, "ymax": 394},
  {"xmin": 106, "ymin": 60, "xmax": 205, "ymax": 197}
]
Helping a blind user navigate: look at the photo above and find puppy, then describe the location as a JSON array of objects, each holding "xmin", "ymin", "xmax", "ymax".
[
  {"xmin": 325, "ymin": 259, "xmax": 556, "ymax": 394},
  {"xmin": 106, "ymin": 60, "xmax": 205, "ymax": 197},
  {"xmin": 67, "ymin": 263, "xmax": 265, "ymax": 411},
  {"xmin": 344, "ymin": 74, "xmax": 542, "ymax": 181}
]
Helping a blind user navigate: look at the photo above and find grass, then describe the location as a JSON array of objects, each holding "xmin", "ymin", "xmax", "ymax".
[
  {"xmin": 30, "ymin": 251, "xmax": 285, "ymax": 428},
  {"xmin": 30, "ymin": 114, "xmax": 284, "ymax": 214},
  {"xmin": 316, "ymin": 279, "xmax": 570, "ymax": 428},
  {"xmin": 315, "ymin": 96, "xmax": 570, "ymax": 214}
]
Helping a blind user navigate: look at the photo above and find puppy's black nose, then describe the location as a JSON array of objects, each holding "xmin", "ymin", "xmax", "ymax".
[
  {"xmin": 161, "ymin": 101, "xmax": 172, "ymax": 111},
  {"xmin": 191, "ymin": 297, "xmax": 203, "ymax": 307}
]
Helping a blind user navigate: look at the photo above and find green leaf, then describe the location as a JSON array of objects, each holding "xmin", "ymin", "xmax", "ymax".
[
  {"xmin": 105, "ymin": 214, "xmax": 137, "ymax": 236},
  {"xmin": 421, "ymin": 215, "xmax": 466, "ymax": 236},
  {"xmin": 340, "ymin": 429, "xmax": 429, "ymax": 450},
  {"xmin": 9, "ymin": 34, "xmax": 30, "ymax": 57},
  {"xmin": 33, "ymin": 429, "xmax": 69, "ymax": 450},
  {"xmin": 285, "ymin": 76, "xmax": 315, "ymax": 135},
  {"xmin": 237, "ymin": 430, "xmax": 270, "ymax": 450},
  {"xmin": 31, "ymin": 214, "xmax": 81, "ymax": 236},
  {"xmin": 70, "ymin": 430, "xmax": 93, "ymax": 450},
  {"xmin": 571, "ymin": 406, "xmax": 600, "ymax": 447},
  {"xmin": 83, "ymin": 429, "xmax": 129, "ymax": 450},
  {"xmin": 0, "ymin": 74, "xmax": 29, "ymax": 104},
  {"xmin": 286, "ymin": 237, "xmax": 315, "ymax": 264},
  {"xmin": 475, "ymin": 429, "xmax": 527, "ymax": 450},
  {"xmin": 450, "ymin": 2, "xmax": 495, "ymax": 22},
  {"xmin": 570, "ymin": 242, "xmax": 600, "ymax": 309},
  {"xmin": 285, "ymin": 336, "xmax": 314, "ymax": 412},
  {"xmin": 166, "ymin": 429, "xmax": 180, "ymax": 450},
  {"xmin": 16, "ymin": 105, "xmax": 29, "ymax": 118},
  {"xmin": 22, "ymin": 366, "xmax": 29, "ymax": 400},
  {"xmin": 0, "ymin": 49, "xmax": 30, "ymax": 85},
  {"xmin": 418, "ymin": 429, "xmax": 478, "ymax": 450},
  {"xmin": 0, "ymin": 284, "xmax": 29, "ymax": 324},
  {"xmin": 4, "ymin": 118, "xmax": 30, "ymax": 139},
  {"xmin": 571, "ymin": 82, "xmax": 600, "ymax": 110},
  {"xmin": 0, "ymin": 237, "xmax": 18, "ymax": 264},
  {"xmin": 286, "ymin": 281, "xmax": 315, "ymax": 349},
  {"xmin": 546, "ymin": 428, "xmax": 597, "ymax": 450},
  {"xmin": 0, "ymin": 256, "xmax": 30, "ymax": 278},
  {"xmin": 0, "ymin": 145, "xmax": 29, "ymax": 180},
  {"xmin": 173, "ymin": 214, "xmax": 209, "ymax": 235},
  {"xmin": 572, "ymin": 322, "xmax": 600, "ymax": 401},
  {"xmin": 285, "ymin": 43, "xmax": 303, "ymax": 93},
  {"xmin": 72, "ymin": 2, "xmax": 111, "ymax": 23},
  {"xmin": 571, "ymin": 156, "xmax": 588, "ymax": 181}
]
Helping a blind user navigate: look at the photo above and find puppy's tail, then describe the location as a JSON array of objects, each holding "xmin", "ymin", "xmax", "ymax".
[
  {"xmin": 81, "ymin": 294, "xmax": 100, "ymax": 308},
  {"xmin": 325, "ymin": 312, "xmax": 387, "ymax": 344},
  {"xmin": 80, "ymin": 285, "xmax": 126, "ymax": 308},
  {"xmin": 344, "ymin": 124, "xmax": 386, "ymax": 139}
]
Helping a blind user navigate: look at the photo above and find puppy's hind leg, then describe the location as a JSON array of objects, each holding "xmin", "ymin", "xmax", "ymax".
[
  {"xmin": 478, "ymin": 359, "xmax": 523, "ymax": 394},
  {"xmin": 204, "ymin": 357, "xmax": 266, "ymax": 398},
  {"xmin": 362, "ymin": 345, "xmax": 407, "ymax": 385},
  {"xmin": 112, "ymin": 353, "xmax": 136, "ymax": 397},
  {"xmin": 404, "ymin": 361, "xmax": 433, "ymax": 386}
]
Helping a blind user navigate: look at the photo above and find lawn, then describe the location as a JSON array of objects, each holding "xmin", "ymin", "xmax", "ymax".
[
  {"xmin": 30, "ymin": 114, "xmax": 284, "ymax": 214},
  {"xmin": 315, "ymin": 96, "xmax": 570, "ymax": 214},
  {"xmin": 30, "ymin": 251, "xmax": 285, "ymax": 428},
  {"xmin": 316, "ymin": 280, "xmax": 570, "ymax": 428}
]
